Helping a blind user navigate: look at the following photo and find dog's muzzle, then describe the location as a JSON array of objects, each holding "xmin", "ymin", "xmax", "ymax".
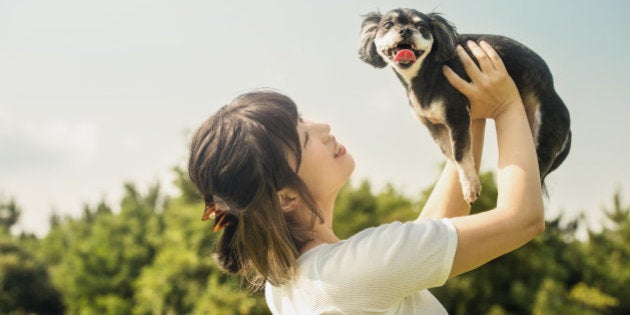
[{"xmin": 387, "ymin": 42, "xmax": 422, "ymax": 66}]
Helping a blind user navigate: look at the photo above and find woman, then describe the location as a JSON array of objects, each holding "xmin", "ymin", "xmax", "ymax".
[{"xmin": 188, "ymin": 41, "xmax": 544, "ymax": 314}]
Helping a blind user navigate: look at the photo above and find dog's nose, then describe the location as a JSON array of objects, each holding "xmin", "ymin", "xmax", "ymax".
[{"xmin": 399, "ymin": 28, "xmax": 413, "ymax": 38}]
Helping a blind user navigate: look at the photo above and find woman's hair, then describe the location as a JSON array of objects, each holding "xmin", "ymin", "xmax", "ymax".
[{"xmin": 188, "ymin": 90, "xmax": 321, "ymax": 290}]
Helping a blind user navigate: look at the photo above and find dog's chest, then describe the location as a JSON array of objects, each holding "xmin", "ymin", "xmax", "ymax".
[{"xmin": 408, "ymin": 91, "xmax": 446, "ymax": 124}]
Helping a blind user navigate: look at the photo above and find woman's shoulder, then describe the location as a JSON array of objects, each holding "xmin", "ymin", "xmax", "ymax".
[
  {"xmin": 346, "ymin": 218, "xmax": 455, "ymax": 246},
  {"xmin": 290, "ymin": 218, "xmax": 457, "ymax": 310},
  {"xmin": 300, "ymin": 218, "xmax": 456, "ymax": 270}
]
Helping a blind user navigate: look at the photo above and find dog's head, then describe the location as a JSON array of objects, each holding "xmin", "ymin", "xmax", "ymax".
[{"xmin": 359, "ymin": 9, "xmax": 458, "ymax": 70}]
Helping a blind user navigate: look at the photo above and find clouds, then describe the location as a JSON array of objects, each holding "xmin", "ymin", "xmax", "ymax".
[
  {"xmin": 0, "ymin": 111, "xmax": 100, "ymax": 172},
  {"xmin": 0, "ymin": 111, "xmax": 103, "ymax": 236},
  {"xmin": 0, "ymin": 108, "xmax": 183, "ymax": 236}
]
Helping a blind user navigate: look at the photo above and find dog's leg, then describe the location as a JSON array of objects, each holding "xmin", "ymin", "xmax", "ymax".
[
  {"xmin": 423, "ymin": 120, "xmax": 453, "ymax": 158},
  {"xmin": 524, "ymin": 91, "xmax": 571, "ymax": 185},
  {"xmin": 423, "ymin": 119, "xmax": 480, "ymax": 204},
  {"xmin": 448, "ymin": 121, "xmax": 480, "ymax": 204}
]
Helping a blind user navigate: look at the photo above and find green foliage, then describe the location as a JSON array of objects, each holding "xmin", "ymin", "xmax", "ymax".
[
  {"xmin": 0, "ymin": 196, "xmax": 21, "ymax": 235},
  {"xmin": 172, "ymin": 166, "xmax": 203, "ymax": 203},
  {"xmin": 576, "ymin": 190, "xmax": 630, "ymax": 313},
  {"xmin": 333, "ymin": 180, "xmax": 415, "ymax": 239},
  {"xmin": 26, "ymin": 183, "xmax": 167, "ymax": 314},
  {"xmin": 0, "ymin": 235, "xmax": 64, "ymax": 314},
  {"xmin": 1, "ymin": 166, "xmax": 630, "ymax": 314}
]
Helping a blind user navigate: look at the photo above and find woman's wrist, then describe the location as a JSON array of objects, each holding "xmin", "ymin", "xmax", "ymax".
[{"xmin": 492, "ymin": 98, "xmax": 525, "ymax": 122}]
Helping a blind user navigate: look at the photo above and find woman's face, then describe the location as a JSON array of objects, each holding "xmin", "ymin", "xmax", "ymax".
[{"xmin": 296, "ymin": 118, "xmax": 355, "ymax": 204}]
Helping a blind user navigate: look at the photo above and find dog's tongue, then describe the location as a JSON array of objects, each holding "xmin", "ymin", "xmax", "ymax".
[{"xmin": 394, "ymin": 49, "xmax": 416, "ymax": 63}]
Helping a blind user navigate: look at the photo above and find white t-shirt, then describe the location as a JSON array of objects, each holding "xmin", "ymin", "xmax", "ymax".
[{"xmin": 265, "ymin": 218, "xmax": 458, "ymax": 314}]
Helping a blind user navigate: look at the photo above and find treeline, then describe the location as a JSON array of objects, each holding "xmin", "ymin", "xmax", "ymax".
[{"xmin": 0, "ymin": 168, "xmax": 628, "ymax": 314}]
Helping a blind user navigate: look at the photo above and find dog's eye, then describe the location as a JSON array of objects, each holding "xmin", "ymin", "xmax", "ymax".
[
  {"xmin": 415, "ymin": 23, "xmax": 426, "ymax": 30},
  {"xmin": 383, "ymin": 21, "xmax": 394, "ymax": 29}
]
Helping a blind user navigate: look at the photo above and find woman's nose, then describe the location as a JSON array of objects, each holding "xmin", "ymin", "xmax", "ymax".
[{"xmin": 315, "ymin": 122, "xmax": 331, "ymax": 137}]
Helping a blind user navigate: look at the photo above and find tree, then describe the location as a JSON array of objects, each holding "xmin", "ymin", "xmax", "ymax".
[
  {"xmin": 333, "ymin": 180, "xmax": 417, "ymax": 239},
  {"xmin": 333, "ymin": 180, "xmax": 379, "ymax": 238},
  {"xmin": 0, "ymin": 239, "xmax": 65, "ymax": 314},
  {"xmin": 0, "ymin": 195, "xmax": 64, "ymax": 314},
  {"xmin": 0, "ymin": 197, "xmax": 20, "ymax": 235},
  {"xmin": 575, "ymin": 190, "xmax": 628, "ymax": 314},
  {"xmin": 37, "ymin": 183, "xmax": 166, "ymax": 314}
]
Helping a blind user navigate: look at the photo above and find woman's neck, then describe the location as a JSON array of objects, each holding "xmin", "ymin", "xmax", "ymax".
[
  {"xmin": 298, "ymin": 194, "xmax": 340, "ymax": 255},
  {"xmin": 299, "ymin": 223, "xmax": 340, "ymax": 255}
]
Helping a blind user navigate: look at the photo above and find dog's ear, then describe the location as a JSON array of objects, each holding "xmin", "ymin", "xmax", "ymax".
[
  {"xmin": 359, "ymin": 11, "xmax": 387, "ymax": 68},
  {"xmin": 427, "ymin": 13, "xmax": 458, "ymax": 62}
]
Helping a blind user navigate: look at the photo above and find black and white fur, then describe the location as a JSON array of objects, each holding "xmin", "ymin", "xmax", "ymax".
[{"xmin": 359, "ymin": 9, "xmax": 571, "ymax": 203}]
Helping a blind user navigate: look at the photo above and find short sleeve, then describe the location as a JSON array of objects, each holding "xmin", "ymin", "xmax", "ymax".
[{"xmin": 312, "ymin": 218, "xmax": 458, "ymax": 311}]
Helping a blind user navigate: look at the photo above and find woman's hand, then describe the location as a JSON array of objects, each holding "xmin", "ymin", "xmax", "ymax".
[{"xmin": 442, "ymin": 40, "xmax": 521, "ymax": 120}]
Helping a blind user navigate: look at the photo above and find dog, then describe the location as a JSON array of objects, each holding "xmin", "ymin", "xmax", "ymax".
[{"xmin": 359, "ymin": 8, "xmax": 571, "ymax": 203}]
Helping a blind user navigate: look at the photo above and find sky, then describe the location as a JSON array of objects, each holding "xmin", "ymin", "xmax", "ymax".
[{"xmin": 1, "ymin": 0, "xmax": 629, "ymax": 236}]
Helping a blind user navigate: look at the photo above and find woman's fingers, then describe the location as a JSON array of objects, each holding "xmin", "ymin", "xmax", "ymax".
[
  {"xmin": 467, "ymin": 40, "xmax": 494, "ymax": 73},
  {"xmin": 442, "ymin": 64, "xmax": 471, "ymax": 95},
  {"xmin": 445, "ymin": 42, "xmax": 491, "ymax": 98},
  {"xmin": 479, "ymin": 40, "xmax": 507, "ymax": 74},
  {"xmin": 456, "ymin": 44, "xmax": 482, "ymax": 81}
]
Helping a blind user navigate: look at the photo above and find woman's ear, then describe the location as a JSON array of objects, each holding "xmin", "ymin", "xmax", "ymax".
[{"xmin": 277, "ymin": 188, "xmax": 300, "ymax": 213}]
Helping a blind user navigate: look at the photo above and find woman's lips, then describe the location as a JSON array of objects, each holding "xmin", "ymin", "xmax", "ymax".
[
  {"xmin": 331, "ymin": 135, "xmax": 346, "ymax": 158},
  {"xmin": 335, "ymin": 144, "xmax": 346, "ymax": 158}
]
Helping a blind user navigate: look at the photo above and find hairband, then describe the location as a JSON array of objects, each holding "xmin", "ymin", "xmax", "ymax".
[{"xmin": 202, "ymin": 195, "xmax": 235, "ymax": 232}]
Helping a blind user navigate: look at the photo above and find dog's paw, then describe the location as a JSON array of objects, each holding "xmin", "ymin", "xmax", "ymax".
[
  {"xmin": 455, "ymin": 156, "xmax": 482, "ymax": 204},
  {"xmin": 461, "ymin": 176, "xmax": 482, "ymax": 204}
]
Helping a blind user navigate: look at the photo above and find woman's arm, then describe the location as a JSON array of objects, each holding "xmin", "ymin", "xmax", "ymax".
[
  {"xmin": 417, "ymin": 119, "xmax": 485, "ymax": 220},
  {"xmin": 442, "ymin": 41, "xmax": 544, "ymax": 278}
]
